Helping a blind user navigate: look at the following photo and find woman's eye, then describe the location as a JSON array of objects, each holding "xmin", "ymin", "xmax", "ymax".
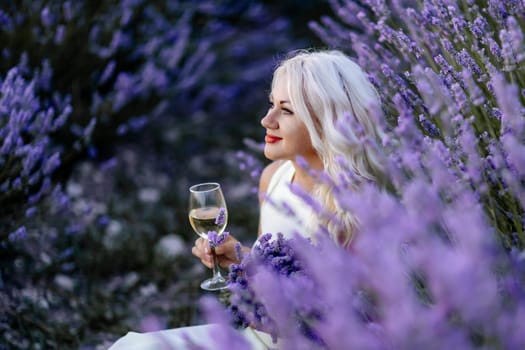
[{"xmin": 267, "ymin": 101, "xmax": 293, "ymax": 115}]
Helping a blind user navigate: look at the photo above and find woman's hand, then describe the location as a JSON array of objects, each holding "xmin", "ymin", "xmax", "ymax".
[{"xmin": 191, "ymin": 235, "xmax": 248, "ymax": 269}]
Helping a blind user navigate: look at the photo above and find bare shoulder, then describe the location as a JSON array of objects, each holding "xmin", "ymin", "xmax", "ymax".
[{"xmin": 258, "ymin": 160, "xmax": 284, "ymax": 203}]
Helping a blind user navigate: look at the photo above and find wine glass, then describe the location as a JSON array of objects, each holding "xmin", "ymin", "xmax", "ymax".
[{"xmin": 188, "ymin": 182, "xmax": 229, "ymax": 291}]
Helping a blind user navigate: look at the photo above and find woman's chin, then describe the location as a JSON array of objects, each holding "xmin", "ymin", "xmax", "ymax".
[{"xmin": 263, "ymin": 149, "xmax": 278, "ymax": 161}]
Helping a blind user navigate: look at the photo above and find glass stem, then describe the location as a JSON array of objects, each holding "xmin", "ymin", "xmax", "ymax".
[{"xmin": 211, "ymin": 247, "xmax": 223, "ymax": 279}]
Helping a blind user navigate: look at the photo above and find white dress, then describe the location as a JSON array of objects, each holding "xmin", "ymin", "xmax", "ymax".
[
  {"xmin": 259, "ymin": 160, "xmax": 312, "ymax": 240},
  {"xmin": 109, "ymin": 161, "xmax": 311, "ymax": 350}
]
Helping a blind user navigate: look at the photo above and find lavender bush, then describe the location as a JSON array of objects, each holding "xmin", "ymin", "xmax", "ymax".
[
  {"xmin": 214, "ymin": 184, "xmax": 525, "ymax": 348},
  {"xmin": 198, "ymin": 0, "xmax": 525, "ymax": 348},
  {"xmin": 0, "ymin": 0, "xmax": 205, "ymax": 237},
  {"xmin": 310, "ymin": 0, "xmax": 525, "ymax": 249},
  {"xmin": 0, "ymin": 61, "xmax": 74, "ymax": 243}
]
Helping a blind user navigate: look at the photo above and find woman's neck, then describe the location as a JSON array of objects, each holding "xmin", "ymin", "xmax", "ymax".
[{"xmin": 291, "ymin": 157, "xmax": 323, "ymax": 191}]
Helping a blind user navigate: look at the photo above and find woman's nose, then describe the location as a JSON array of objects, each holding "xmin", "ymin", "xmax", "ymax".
[{"xmin": 261, "ymin": 110, "xmax": 278, "ymax": 129}]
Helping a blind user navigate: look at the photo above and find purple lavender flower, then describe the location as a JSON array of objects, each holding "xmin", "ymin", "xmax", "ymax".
[
  {"xmin": 0, "ymin": 62, "xmax": 72, "ymax": 240},
  {"xmin": 207, "ymin": 230, "xmax": 229, "ymax": 249},
  {"xmin": 54, "ymin": 25, "xmax": 65, "ymax": 44},
  {"xmin": 25, "ymin": 207, "xmax": 37, "ymax": 218},
  {"xmin": 227, "ymin": 233, "xmax": 305, "ymax": 333},
  {"xmin": 469, "ymin": 16, "xmax": 488, "ymax": 39},
  {"xmin": 99, "ymin": 60, "xmax": 116, "ymax": 85},
  {"xmin": 487, "ymin": 37, "xmax": 503, "ymax": 62},
  {"xmin": 418, "ymin": 114, "xmax": 441, "ymax": 137},
  {"xmin": 0, "ymin": 9, "xmax": 13, "ymax": 30},
  {"xmin": 506, "ymin": 17, "xmax": 524, "ymax": 56},
  {"xmin": 40, "ymin": 7, "xmax": 53, "ymax": 28},
  {"xmin": 461, "ymin": 69, "xmax": 485, "ymax": 106},
  {"xmin": 450, "ymin": 82, "xmax": 468, "ymax": 110},
  {"xmin": 139, "ymin": 315, "xmax": 165, "ymax": 332},
  {"xmin": 214, "ymin": 207, "xmax": 226, "ymax": 226},
  {"xmin": 8, "ymin": 226, "xmax": 27, "ymax": 242},
  {"xmin": 21, "ymin": 144, "xmax": 44, "ymax": 177},
  {"xmin": 201, "ymin": 297, "xmax": 253, "ymax": 350},
  {"xmin": 97, "ymin": 215, "xmax": 110, "ymax": 227},
  {"xmin": 42, "ymin": 152, "xmax": 61, "ymax": 176}
]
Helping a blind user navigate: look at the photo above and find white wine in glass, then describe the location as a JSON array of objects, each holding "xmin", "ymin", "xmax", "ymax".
[{"xmin": 188, "ymin": 182, "xmax": 229, "ymax": 291}]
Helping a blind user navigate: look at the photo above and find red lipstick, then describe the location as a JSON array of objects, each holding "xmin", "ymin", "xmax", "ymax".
[{"xmin": 265, "ymin": 134, "xmax": 282, "ymax": 143}]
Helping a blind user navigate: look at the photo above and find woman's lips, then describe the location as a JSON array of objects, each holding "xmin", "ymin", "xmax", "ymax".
[{"xmin": 265, "ymin": 134, "xmax": 282, "ymax": 143}]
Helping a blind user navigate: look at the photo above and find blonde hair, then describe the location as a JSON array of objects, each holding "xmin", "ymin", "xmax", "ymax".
[{"xmin": 272, "ymin": 49, "xmax": 385, "ymax": 247}]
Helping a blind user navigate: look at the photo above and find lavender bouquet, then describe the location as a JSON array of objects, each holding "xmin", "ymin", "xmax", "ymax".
[{"xmin": 226, "ymin": 233, "xmax": 327, "ymax": 346}]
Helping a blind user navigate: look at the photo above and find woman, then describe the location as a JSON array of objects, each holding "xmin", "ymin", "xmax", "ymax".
[
  {"xmin": 109, "ymin": 49, "xmax": 384, "ymax": 349},
  {"xmin": 195, "ymin": 48, "xmax": 384, "ymax": 268}
]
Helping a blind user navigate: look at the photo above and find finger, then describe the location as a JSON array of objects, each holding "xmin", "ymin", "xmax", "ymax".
[
  {"xmin": 195, "ymin": 237, "xmax": 206, "ymax": 248},
  {"xmin": 213, "ymin": 244, "xmax": 225, "ymax": 255},
  {"xmin": 215, "ymin": 239, "xmax": 238, "ymax": 257},
  {"xmin": 213, "ymin": 236, "xmax": 234, "ymax": 255},
  {"xmin": 192, "ymin": 245, "xmax": 213, "ymax": 268},
  {"xmin": 192, "ymin": 244, "xmax": 209, "ymax": 258},
  {"xmin": 202, "ymin": 240, "xmax": 210, "ymax": 254},
  {"xmin": 191, "ymin": 245, "xmax": 201, "ymax": 258},
  {"xmin": 201, "ymin": 256, "xmax": 213, "ymax": 269},
  {"xmin": 196, "ymin": 237, "xmax": 211, "ymax": 253}
]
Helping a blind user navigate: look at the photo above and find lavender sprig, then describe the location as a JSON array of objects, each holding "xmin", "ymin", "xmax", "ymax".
[
  {"xmin": 226, "ymin": 233, "xmax": 311, "ymax": 341},
  {"xmin": 207, "ymin": 230, "xmax": 229, "ymax": 249},
  {"xmin": 207, "ymin": 207, "xmax": 228, "ymax": 248},
  {"xmin": 208, "ymin": 208, "xmax": 230, "ymax": 249},
  {"xmin": 214, "ymin": 207, "xmax": 226, "ymax": 226}
]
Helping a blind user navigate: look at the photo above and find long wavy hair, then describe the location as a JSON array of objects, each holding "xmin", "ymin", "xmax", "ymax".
[{"xmin": 272, "ymin": 49, "xmax": 385, "ymax": 247}]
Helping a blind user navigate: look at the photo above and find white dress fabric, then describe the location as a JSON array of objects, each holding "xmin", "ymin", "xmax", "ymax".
[
  {"xmin": 259, "ymin": 160, "xmax": 312, "ymax": 240},
  {"xmin": 108, "ymin": 160, "xmax": 312, "ymax": 350}
]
